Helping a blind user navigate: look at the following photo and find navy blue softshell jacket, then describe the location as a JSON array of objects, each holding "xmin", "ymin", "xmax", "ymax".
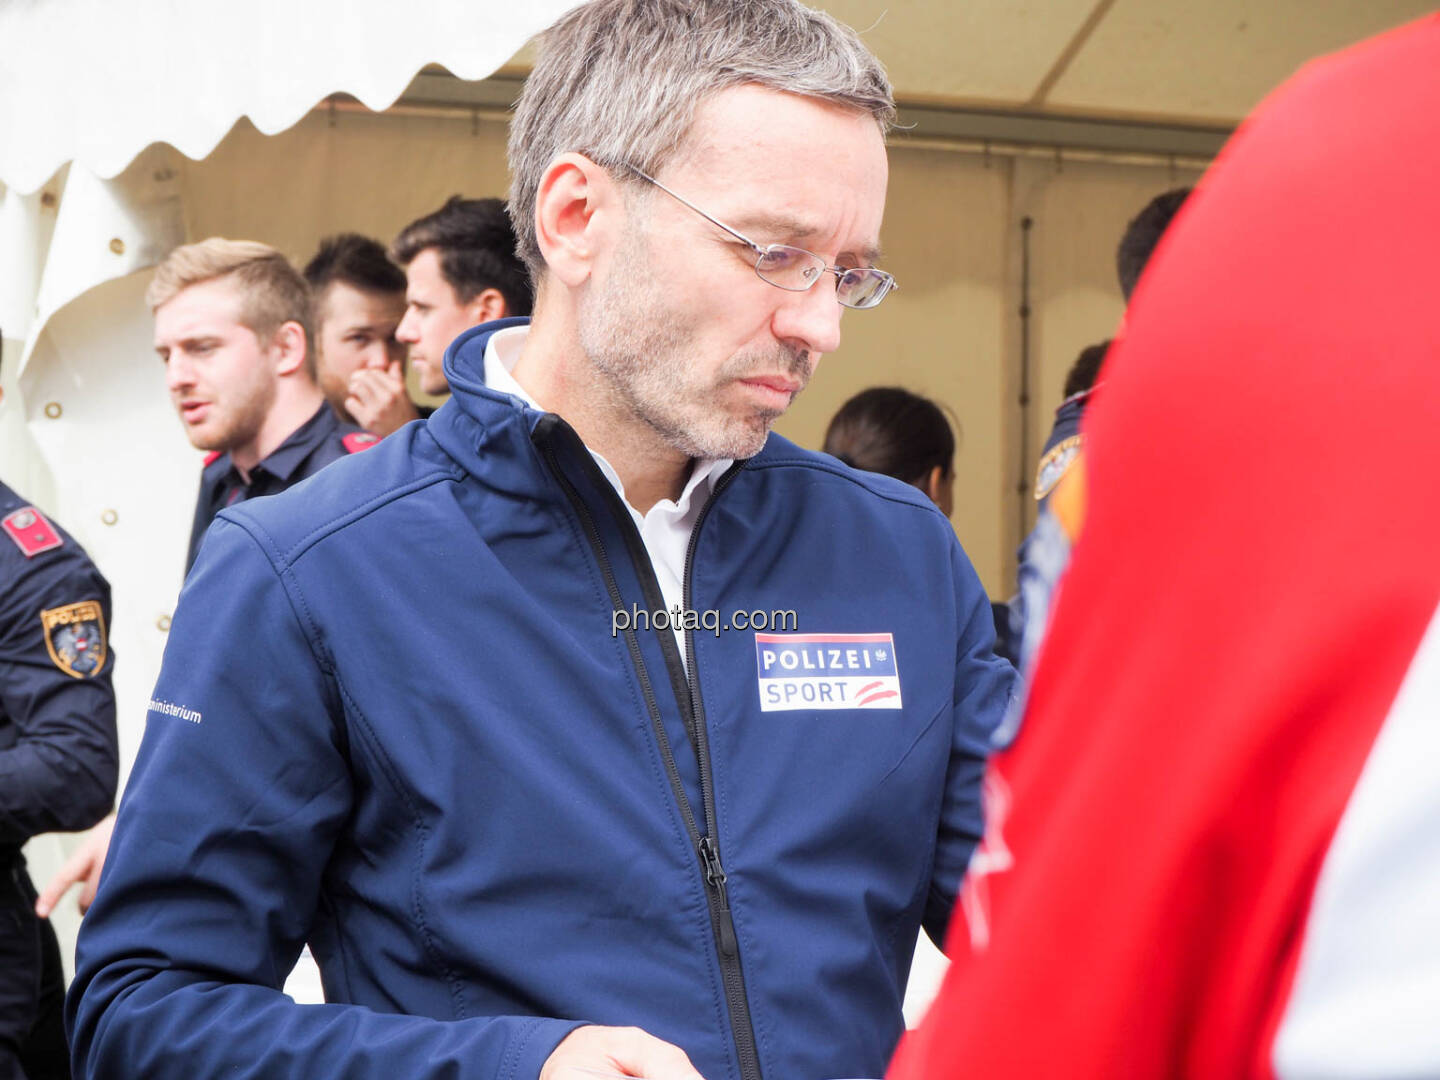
[{"xmin": 68, "ymin": 320, "xmax": 1017, "ymax": 1080}]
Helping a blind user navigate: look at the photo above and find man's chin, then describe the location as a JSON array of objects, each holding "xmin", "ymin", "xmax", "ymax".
[
  {"xmin": 184, "ymin": 431, "xmax": 224, "ymax": 453},
  {"xmin": 674, "ymin": 416, "xmax": 775, "ymax": 460}
]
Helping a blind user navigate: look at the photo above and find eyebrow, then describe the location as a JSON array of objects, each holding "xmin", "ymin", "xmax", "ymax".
[
  {"xmin": 726, "ymin": 213, "xmax": 883, "ymax": 266},
  {"xmin": 156, "ymin": 334, "xmax": 221, "ymax": 354}
]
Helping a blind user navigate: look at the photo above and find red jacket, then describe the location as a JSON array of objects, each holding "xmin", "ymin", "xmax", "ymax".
[{"xmin": 890, "ymin": 14, "xmax": 1440, "ymax": 1079}]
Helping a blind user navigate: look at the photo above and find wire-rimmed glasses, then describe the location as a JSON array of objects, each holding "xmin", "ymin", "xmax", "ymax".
[{"xmin": 623, "ymin": 164, "xmax": 898, "ymax": 310}]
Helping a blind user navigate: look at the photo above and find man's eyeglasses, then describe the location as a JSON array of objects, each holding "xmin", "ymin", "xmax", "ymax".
[{"xmin": 623, "ymin": 165, "xmax": 898, "ymax": 311}]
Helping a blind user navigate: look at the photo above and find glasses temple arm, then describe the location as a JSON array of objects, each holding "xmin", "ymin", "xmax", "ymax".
[{"xmin": 623, "ymin": 164, "xmax": 767, "ymax": 256}]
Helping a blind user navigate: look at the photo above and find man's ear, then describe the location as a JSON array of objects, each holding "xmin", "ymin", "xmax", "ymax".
[
  {"xmin": 534, "ymin": 152, "xmax": 621, "ymax": 288},
  {"xmin": 465, "ymin": 288, "xmax": 509, "ymax": 324},
  {"xmin": 271, "ymin": 321, "xmax": 308, "ymax": 377},
  {"xmin": 924, "ymin": 464, "xmax": 945, "ymax": 506}
]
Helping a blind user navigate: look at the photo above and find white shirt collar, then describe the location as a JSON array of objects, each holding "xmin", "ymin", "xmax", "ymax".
[{"xmin": 481, "ymin": 325, "xmax": 733, "ymax": 517}]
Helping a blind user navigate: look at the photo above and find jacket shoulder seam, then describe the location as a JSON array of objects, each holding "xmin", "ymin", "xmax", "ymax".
[
  {"xmin": 227, "ymin": 465, "xmax": 465, "ymax": 567},
  {"xmin": 743, "ymin": 457, "xmax": 949, "ymax": 519},
  {"xmin": 210, "ymin": 518, "xmax": 335, "ymax": 679}
]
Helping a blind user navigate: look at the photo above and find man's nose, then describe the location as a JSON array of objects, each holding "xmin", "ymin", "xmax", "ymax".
[
  {"xmin": 165, "ymin": 353, "xmax": 195, "ymax": 391},
  {"xmin": 395, "ymin": 310, "xmax": 419, "ymax": 344},
  {"xmin": 771, "ymin": 279, "xmax": 844, "ymax": 359}
]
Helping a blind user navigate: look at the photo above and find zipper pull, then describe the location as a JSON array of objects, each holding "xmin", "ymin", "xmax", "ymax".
[{"xmin": 699, "ymin": 837, "xmax": 739, "ymax": 957}]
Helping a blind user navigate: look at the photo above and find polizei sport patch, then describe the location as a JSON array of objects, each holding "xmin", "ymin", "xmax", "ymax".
[{"xmin": 755, "ymin": 632, "xmax": 902, "ymax": 712}]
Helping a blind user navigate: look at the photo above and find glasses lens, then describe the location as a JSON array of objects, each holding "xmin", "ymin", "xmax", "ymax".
[
  {"xmin": 756, "ymin": 246, "xmax": 826, "ymax": 291},
  {"xmin": 836, "ymin": 268, "xmax": 894, "ymax": 310}
]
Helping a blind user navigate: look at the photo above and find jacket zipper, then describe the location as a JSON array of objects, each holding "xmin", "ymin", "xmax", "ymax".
[
  {"xmin": 679, "ymin": 464, "xmax": 759, "ymax": 1073},
  {"xmin": 537, "ymin": 430, "xmax": 761, "ymax": 1080}
]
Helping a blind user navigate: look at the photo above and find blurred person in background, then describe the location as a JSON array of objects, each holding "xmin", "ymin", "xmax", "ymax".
[
  {"xmin": 390, "ymin": 196, "xmax": 534, "ymax": 400},
  {"xmin": 303, "ymin": 233, "xmax": 416, "ymax": 437},
  {"xmin": 891, "ymin": 14, "xmax": 1440, "ymax": 1078},
  {"xmin": 1000, "ymin": 189, "xmax": 1190, "ymax": 676},
  {"xmin": 822, "ymin": 387, "xmax": 955, "ymax": 516},
  {"xmin": 1, "ymin": 352, "xmax": 118, "ymax": 1080}
]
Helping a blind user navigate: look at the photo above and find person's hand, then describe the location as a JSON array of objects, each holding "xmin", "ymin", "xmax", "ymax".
[
  {"xmin": 35, "ymin": 812, "xmax": 115, "ymax": 917},
  {"xmin": 540, "ymin": 1025, "xmax": 706, "ymax": 1080},
  {"xmin": 345, "ymin": 361, "xmax": 420, "ymax": 437}
]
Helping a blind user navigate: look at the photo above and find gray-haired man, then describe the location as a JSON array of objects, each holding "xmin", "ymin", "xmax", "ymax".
[{"xmin": 68, "ymin": 3, "xmax": 1015, "ymax": 1079}]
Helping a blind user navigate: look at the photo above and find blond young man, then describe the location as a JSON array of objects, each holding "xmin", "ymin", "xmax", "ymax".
[{"xmin": 147, "ymin": 239, "xmax": 376, "ymax": 573}]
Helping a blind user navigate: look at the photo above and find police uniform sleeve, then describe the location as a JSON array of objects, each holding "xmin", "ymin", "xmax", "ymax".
[
  {"xmin": 0, "ymin": 545, "xmax": 118, "ymax": 842},
  {"xmin": 923, "ymin": 540, "xmax": 1019, "ymax": 947},
  {"xmin": 67, "ymin": 517, "xmax": 584, "ymax": 1080}
]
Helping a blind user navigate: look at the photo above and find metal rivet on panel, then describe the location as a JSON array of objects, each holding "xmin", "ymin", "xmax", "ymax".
[
  {"xmin": 109, "ymin": 238, "xmax": 126, "ymax": 255},
  {"xmin": 156, "ymin": 615, "xmax": 172, "ymax": 632},
  {"xmin": 43, "ymin": 402, "xmax": 62, "ymax": 419},
  {"xmin": 101, "ymin": 509, "xmax": 118, "ymax": 526}
]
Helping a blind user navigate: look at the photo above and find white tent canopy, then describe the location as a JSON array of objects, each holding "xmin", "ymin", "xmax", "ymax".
[{"xmin": 0, "ymin": 0, "xmax": 581, "ymax": 195}]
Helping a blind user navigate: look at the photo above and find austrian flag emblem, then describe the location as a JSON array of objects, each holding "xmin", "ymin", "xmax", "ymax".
[{"xmin": 41, "ymin": 600, "xmax": 108, "ymax": 679}]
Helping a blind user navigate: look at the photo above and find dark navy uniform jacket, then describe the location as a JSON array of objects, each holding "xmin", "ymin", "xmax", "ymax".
[
  {"xmin": 70, "ymin": 319, "xmax": 1016, "ymax": 1080},
  {"xmin": 186, "ymin": 403, "xmax": 375, "ymax": 574},
  {"xmin": 0, "ymin": 481, "xmax": 117, "ymax": 861}
]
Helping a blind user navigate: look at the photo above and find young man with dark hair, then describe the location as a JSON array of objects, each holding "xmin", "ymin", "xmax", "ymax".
[
  {"xmin": 1116, "ymin": 188, "xmax": 1191, "ymax": 302},
  {"xmin": 391, "ymin": 196, "xmax": 534, "ymax": 398},
  {"xmin": 303, "ymin": 233, "xmax": 415, "ymax": 437}
]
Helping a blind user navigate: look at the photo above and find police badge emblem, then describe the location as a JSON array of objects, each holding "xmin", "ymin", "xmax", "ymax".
[
  {"xmin": 1034, "ymin": 435, "xmax": 1084, "ymax": 501},
  {"xmin": 41, "ymin": 600, "xmax": 108, "ymax": 678}
]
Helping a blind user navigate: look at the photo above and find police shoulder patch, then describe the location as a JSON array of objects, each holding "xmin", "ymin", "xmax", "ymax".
[
  {"xmin": 3, "ymin": 505, "xmax": 64, "ymax": 557},
  {"xmin": 1034, "ymin": 435, "xmax": 1084, "ymax": 501},
  {"xmin": 41, "ymin": 601, "xmax": 107, "ymax": 678},
  {"xmin": 343, "ymin": 432, "xmax": 379, "ymax": 453}
]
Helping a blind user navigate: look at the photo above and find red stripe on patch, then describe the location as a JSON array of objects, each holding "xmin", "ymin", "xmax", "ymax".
[{"xmin": 343, "ymin": 432, "xmax": 379, "ymax": 453}]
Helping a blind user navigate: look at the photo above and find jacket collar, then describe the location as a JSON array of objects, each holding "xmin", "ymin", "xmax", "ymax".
[
  {"xmin": 431, "ymin": 316, "xmax": 771, "ymax": 489},
  {"xmin": 256, "ymin": 403, "xmax": 339, "ymax": 481}
]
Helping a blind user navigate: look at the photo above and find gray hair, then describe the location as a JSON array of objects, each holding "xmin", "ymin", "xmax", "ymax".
[{"xmin": 507, "ymin": 0, "xmax": 895, "ymax": 281}]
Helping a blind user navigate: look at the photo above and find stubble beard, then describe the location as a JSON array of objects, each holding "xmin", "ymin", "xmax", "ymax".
[
  {"xmin": 184, "ymin": 369, "xmax": 276, "ymax": 454},
  {"xmin": 578, "ymin": 238, "xmax": 813, "ymax": 461}
]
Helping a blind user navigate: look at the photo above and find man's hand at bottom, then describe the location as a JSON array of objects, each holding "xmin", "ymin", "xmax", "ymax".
[
  {"xmin": 35, "ymin": 812, "xmax": 115, "ymax": 917},
  {"xmin": 541, "ymin": 1025, "xmax": 707, "ymax": 1080}
]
